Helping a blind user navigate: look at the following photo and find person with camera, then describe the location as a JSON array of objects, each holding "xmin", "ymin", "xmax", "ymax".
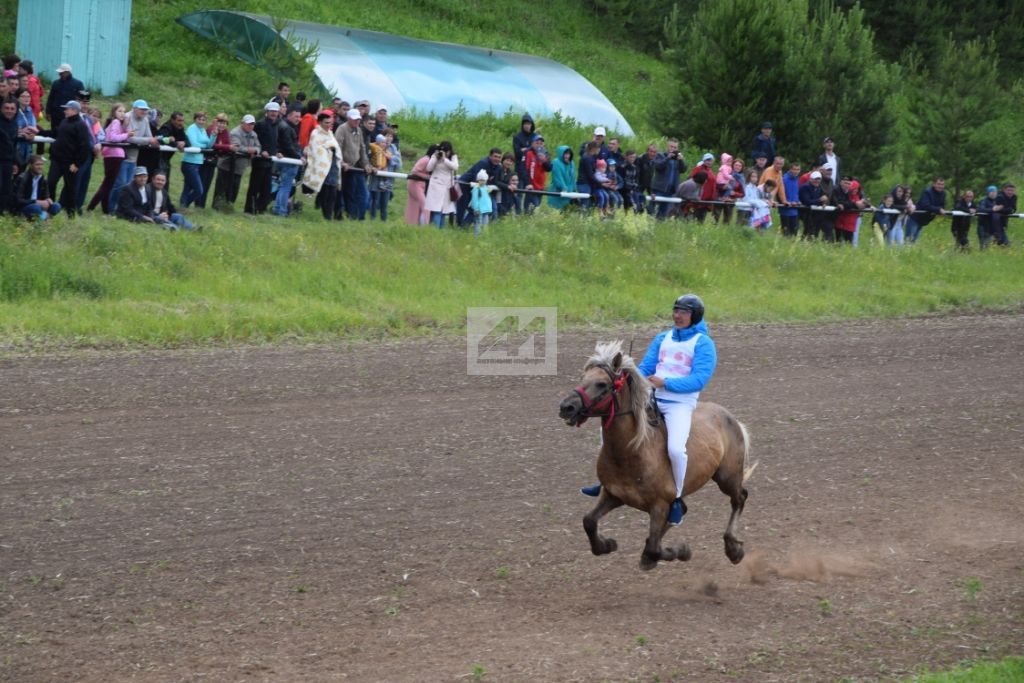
[
  {"xmin": 651, "ymin": 139, "xmax": 684, "ymax": 220},
  {"xmin": 424, "ymin": 141, "xmax": 459, "ymax": 228}
]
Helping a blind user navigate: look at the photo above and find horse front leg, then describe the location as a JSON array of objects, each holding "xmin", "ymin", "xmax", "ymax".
[
  {"xmin": 583, "ymin": 493, "xmax": 623, "ymax": 556},
  {"xmin": 640, "ymin": 503, "xmax": 692, "ymax": 571},
  {"xmin": 723, "ymin": 487, "xmax": 748, "ymax": 565}
]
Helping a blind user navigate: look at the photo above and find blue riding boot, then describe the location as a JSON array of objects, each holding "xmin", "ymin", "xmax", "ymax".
[
  {"xmin": 580, "ymin": 484, "xmax": 602, "ymax": 497},
  {"xmin": 668, "ymin": 497, "xmax": 687, "ymax": 526}
]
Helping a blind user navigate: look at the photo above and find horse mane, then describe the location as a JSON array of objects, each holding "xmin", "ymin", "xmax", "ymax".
[{"xmin": 585, "ymin": 341, "xmax": 656, "ymax": 450}]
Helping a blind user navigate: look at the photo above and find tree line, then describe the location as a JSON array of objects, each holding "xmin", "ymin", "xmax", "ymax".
[{"xmin": 588, "ymin": 0, "xmax": 1024, "ymax": 194}]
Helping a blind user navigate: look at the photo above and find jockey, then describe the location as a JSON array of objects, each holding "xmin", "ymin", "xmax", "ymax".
[{"xmin": 581, "ymin": 294, "xmax": 718, "ymax": 526}]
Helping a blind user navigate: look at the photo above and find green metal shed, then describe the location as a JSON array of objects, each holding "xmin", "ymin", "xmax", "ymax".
[{"xmin": 14, "ymin": 0, "xmax": 132, "ymax": 95}]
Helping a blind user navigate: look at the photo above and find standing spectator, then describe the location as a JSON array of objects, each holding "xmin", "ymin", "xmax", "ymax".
[
  {"xmin": 759, "ymin": 156, "xmax": 789, "ymax": 204},
  {"xmin": 732, "ymin": 158, "xmax": 751, "ymax": 226},
  {"xmin": 524, "ymin": 134, "xmax": 551, "ymax": 214},
  {"xmin": 743, "ymin": 169, "xmax": 773, "ymax": 231},
  {"xmin": 367, "ymin": 132, "xmax": 391, "ymax": 220},
  {"xmin": 651, "ymin": 139, "xmax": 684, "ymax": 220},
  {"xmin": 818, "ymin": 166, "xmax": 838, "ymax": 240},
  {"xmin": 156, "ymin": 110, "xmax": 188, "ymax": 186},
  {"xmin": 455, "ymin": 148, "xmax": 502, "ymax": 225},
  {"xmin": 576, "ymin": 141, "xmax": 600, "ymax": 210},
  {"xmin": 19, "ymin": 61, "xmax": 43, "ymax": 118},
  {"xmin": 273, "ymin": 107, "xmax": 304, "ymax": 217},
  {"xmin": 270, "ymin": 82, "xmax": 290, "ymax": 108},
  {"xmin": 691, "ymin": 153, "xmax": 717, "ymax": 223},
  {"xmin": 817, "ymin": 136, "xmax": 841, "ymax": 178},
  {"xmin": 303, "ymin": 112, "xmax": 343, "ymax": 220},
  {"xmin": 246, "ymin": 102, "xmax": 280, "ymax": 214},
  {"xmin": 13, "ymin": 154, "xmax": 62, "ymax": 220},
  {"xmin": 353, "ymin": 100, "xmax": 371, "ymax": 122},
  {"xmin": 87, "ymin": 103, "xmax": 129, "ymax": 213},
  {"xmin": 180, "ymin": 111, "xmax": 212, "ymax": 209},
  {"xmin": 511, "ymin": 113, "xmax": 535, "ymax": 216},
  {"xmin": 201, "ymin": 113, "xmax": 230, "ymax": 208},
  {"xmin": 405, "ymin": 144, "xmax": 435, "ymax": 225},
  {"xmin": 872, "ymin": 194, "xmax": 895, "ymax": 246},
  {"xmin": 47, "ymin": 100, "xmax": 91, "ymax": 217},
  {"xmin": 424, "ymin": 141, "xmax": 459, "ymax": 228},
  {"xmin": 832, "ymin": 175, "xmax": 867, "ymax": 243},
  {"xmin": 0, "ymin": 98, "xmax": 18, "ymax": 212},
  {"xmin": 989, "ymin": 183, "xmax": 1016, "ymax": 247},
  {"xmin": 493, "ymin": 151, "xmax": 519, "ymax": 218},
  {"xmin": 45, "ymin": 64, "xmax": 83, "ymax": 130},
  {"xmin": 108, "ymin": 100, "xmax": 159, "ymax": 213},
  {"xmin": 547, "ymin": 145, "xmax": 576, "ymax": 211},
  {"xmin": 620, "ymin": 149, "xmax": 643, "ymax": 213},
  {"xmin": 976, "ymin": 185, "xmax": 997, "ymax": 248},
  {"xmin": 951, "ymin": 190, "xmax": 976, "ymax": 250},
  {"xmin": 910, "ymin": 177, "xmax": 947, "ymax": 242},
  {"xmin": 149, "ymin": 171, "xmax": 195, "ymax": 230},
  {"xmin": 298, "ymin": 99, "xmax": 321, "ymax": 149},
  {"xmin": 72, "ymin": 91, "xmax": 102, "ymax": 215},
  {"xmin": 779, "ymin": 161, "xmax": 802, "ymax": 237},
  {"xmin": 798, "ymin": 171, "xmax": 830, "ymax": 240},
  {"xmin": 751, "ymin": 122, "xmax": 776, "ymax": 165},
  {"xmin": 336, "ymin": 109, "xmax": 373, "ymax": 220},
  {"xmin": 213, "ymin": 114, "xmax": 259, "ymax": 211},
  {"xmin": 468, "ymin": 169, "xmax": 493, "ymax": 237},
  {"xmin": 672, "ymin": 170, "xmax": 706, "ymax": 220},
  {"xmin": 889, "ymin": 185, "xmax": 914, "ymax": 246},
  {"xmin": 637, "ymin": 143, "xmax": 658, "ymax": 210},
  {"xmin": 13, "ymin": 88, "xmax": 39, "ymax": 172},
  {"xmin": 606, "ymin": 138, "xmax": 624, "ymax": 167},
  {"xmin": 579, "ymin": 126, "xmax": 609, "ymax": 160},
  {"xmin": 715, "ymin": 153, "xmax": 736, "ymax": 224},
  {"xmin": 372, "ymin": 105, "xmax": 397, "ymax": 145}
]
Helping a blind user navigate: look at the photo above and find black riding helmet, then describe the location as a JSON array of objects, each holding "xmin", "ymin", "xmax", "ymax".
[{"xmin": 672, "ymin": 294, "xmax": 705, "ymax": 326}]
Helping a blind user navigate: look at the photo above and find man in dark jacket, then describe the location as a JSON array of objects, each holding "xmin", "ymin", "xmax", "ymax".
[
  {"xmin": 0, "ymin": 97, "xmax": 18, "ymax": 213},
  {"xmin": 751, "ymin": 122, "xmax": 776, "ymax": 165},
  {"xmin": 47, "ymin": 100, "xmax": 92, "ymax": 215},
  {"xmin": 989, "ymin": 183, "xmax": 1016, "ymax": 247},
  {"xmin": 273, "ymin": 108, "xmax": 304, "ymax": 216},
  {"xmin": 577, "ymin": 141, "xmax": 601, "ymax": 211},
  {"xmin": 651, "ymin": 139, "xmax": 684, "ymax": 220},
  {"xmin": 798, "ymin": 171, "xmax": 831, "ymax": 240},
  {"xmin": 45, "ymin": 64, "xmax": 84, "ymax": 131},
  {"xmin": 14, "ymin": 154, "xmax": 62, "ymax": 219},
  {"xmin": 455, "ymin": 147, "xmax": 503, "ymax": 226},
  {"xmin": 156, "ymin": 110, "xmax": 188, "ymax": 186},
  {"xmin": 245, "ymin": 102, "xmax": 280, "ymax": 214},
  {"xmin": 910, "ymin": 177, "xmax": 947, "ymax": 242},
  {"xmin": 116, "ymin": 166, "xmax": 156, "ymax": 222}
]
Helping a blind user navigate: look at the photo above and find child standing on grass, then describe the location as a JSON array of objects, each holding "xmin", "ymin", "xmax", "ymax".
[
  {"xmin": 469, "ymin": 169, "xmax": 493, "ymax": 237},
  {"xmin": 872, "ymin": 194, "xmax": 895, "ymax": 246}
]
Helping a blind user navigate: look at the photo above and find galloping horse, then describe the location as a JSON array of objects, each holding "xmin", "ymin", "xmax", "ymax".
[{"xmin": 558, "ymin": 341, "xmax": 755, "ymax": 570}]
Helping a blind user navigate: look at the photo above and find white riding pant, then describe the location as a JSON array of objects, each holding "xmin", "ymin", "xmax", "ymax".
[{"xmin": 659, "ymin": 396, "xmax": 697, "ymax": 498}]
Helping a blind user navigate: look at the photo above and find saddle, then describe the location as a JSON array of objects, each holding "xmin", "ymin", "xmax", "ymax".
[{"xmin": 645, "ymin": 390, "xmax": 666, "ymax": 431}]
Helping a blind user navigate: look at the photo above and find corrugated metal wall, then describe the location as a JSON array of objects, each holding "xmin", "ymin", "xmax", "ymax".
[{"xmin": 15, "ymin": 0, "xmax": 132, "ymax": 96}]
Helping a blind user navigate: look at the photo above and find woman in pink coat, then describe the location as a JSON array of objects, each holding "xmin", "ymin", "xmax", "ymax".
[
  {"xmin": 404, "ymin": 144, "xmax": 436, "ymax": 225},
  {"xmin": 423, "ymin": 141, "xmax": 459, "ymax": 228}
]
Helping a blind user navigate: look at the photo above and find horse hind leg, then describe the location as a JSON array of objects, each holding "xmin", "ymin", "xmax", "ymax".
[{"xmin": 583, "ymin": 494, "xmax": 624, "ymax": 556}]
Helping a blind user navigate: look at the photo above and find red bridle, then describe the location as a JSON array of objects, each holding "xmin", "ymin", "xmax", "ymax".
[{"xmin": 572, "ymin": 366, "xmax": 629, "ymax": 429}]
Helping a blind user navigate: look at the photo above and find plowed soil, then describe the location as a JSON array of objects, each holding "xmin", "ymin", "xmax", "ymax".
[{"xmin": 2, "ymin": 315, "xmax": 1022, "ymax": 682}]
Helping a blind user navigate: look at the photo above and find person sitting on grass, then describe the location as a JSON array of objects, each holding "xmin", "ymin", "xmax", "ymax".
[
  {"xmin": 13, "ymin": 154, "xmax": 62, "ymax": 220},
  {"xmin": 149, "ymin": 171, "xmax": 196, "ymax": 231}
]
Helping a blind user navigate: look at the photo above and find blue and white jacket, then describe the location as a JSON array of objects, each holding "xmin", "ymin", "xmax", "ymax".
[{"xmin": 637, "ymin": 320, "xmax": 717, "ymax": 402}]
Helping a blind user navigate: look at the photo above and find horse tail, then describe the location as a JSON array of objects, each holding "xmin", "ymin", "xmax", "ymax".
[{"xmin": 739, "ymin": 421, "xmax": 758, "ymax": 483}]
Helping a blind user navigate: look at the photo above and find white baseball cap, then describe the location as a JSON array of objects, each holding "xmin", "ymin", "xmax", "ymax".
[
  {"xmin": 56, "ymin": 63, "xmax": 72, "ymax": 73},
  {"xmin": 594, "ymin": 126, "xmax": 606, "ymax": 136},
  {"xmin": 241, "ymin": 114, "xmax": 256, "ymax": 124},
  {"xmin": 376, "ymin": 104, "xmax": 389, "ymax": 112},
  {"xmin": 347, "ymin": 109, "xmax": 362, "ymax": 120},
  {"xmin": 810, "ymin": 171, "xmax": 822, "ymax": 180},
  {"xmin": 264, "ymin": 101, "xmax": 281, "ymax": 112}
]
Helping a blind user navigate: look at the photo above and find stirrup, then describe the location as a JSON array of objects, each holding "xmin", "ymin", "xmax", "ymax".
[{"xmin": 580, "ymin": 484, "xmax": 602, "ymax": 497}]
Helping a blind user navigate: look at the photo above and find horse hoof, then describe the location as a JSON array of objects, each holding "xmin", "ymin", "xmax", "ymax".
[
  {"xmin": 725, "ymin": 539, "xmax": 744, "ymax": 565},
  {"xmin": 606, "ymin": 538, "xmax": 618, "ymax": 554},
  {"xmin": 639, "ymin": 554, "xmax": 659, "ymax": 571},
  {"xmin": 676, "ymin": 544, "xmax": 692, "ymax": 562}
]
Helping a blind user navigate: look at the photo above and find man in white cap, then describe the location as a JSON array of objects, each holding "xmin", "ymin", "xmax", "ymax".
[
  {"xmin": 373, "ymin": 104, "xmax": 398, "ymax": 146},
  {"xmin": 797, "ymin": 170, "xmax": 831, "ymax": 240},
  {"xmin": 245, "ymin": 101, "xmax": 281, "ymax": 214},
  {"xmin": 108, "ymin": 99, "xmax": 160, "ymax": 212},
  {"xmin": 335, "ymin": 108, "xmax": 373, "ymax": 219},
  {"xmin": 45, "ymin": 63, "xmax": 83, "ymax": 129},
  {"xmin": 579, "ymin": 125, "xmax": 609, "ymax": 160},
  {"xmin": 213, "ymin": 114, "xmax": 260, "ymax": 211}
]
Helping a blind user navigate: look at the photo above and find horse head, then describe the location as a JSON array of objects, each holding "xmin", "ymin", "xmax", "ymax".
[{"xmin": 559, "ymin": 341, "xmax": 650, "ymax": 436}]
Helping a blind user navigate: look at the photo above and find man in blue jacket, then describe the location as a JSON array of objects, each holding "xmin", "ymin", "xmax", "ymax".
[
  {"xmin": 583, "ymin": 294, "xmax": 717, "ymax": 527},
  {"xmin": 455, "ymin": 147, "xmax": 502, "ymax": 226},
  {"xmin": 909, "ymin": 177, "xmax": 947, "ymax": 242}
]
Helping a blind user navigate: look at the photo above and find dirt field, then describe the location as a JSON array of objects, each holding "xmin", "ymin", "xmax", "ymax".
[{"xmin": 2, "ymin": 315, "xmax": 1022, "ymax": 682}]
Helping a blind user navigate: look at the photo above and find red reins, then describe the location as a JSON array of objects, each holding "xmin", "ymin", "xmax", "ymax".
[{"xmin": 572, "ymin": 368, "xmax": 629, "ymax": 429}]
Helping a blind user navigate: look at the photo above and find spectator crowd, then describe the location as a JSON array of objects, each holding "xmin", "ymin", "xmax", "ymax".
[{"xmin": 0, "ymin": 54, "xmax": 1017, "ymax": 248}]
